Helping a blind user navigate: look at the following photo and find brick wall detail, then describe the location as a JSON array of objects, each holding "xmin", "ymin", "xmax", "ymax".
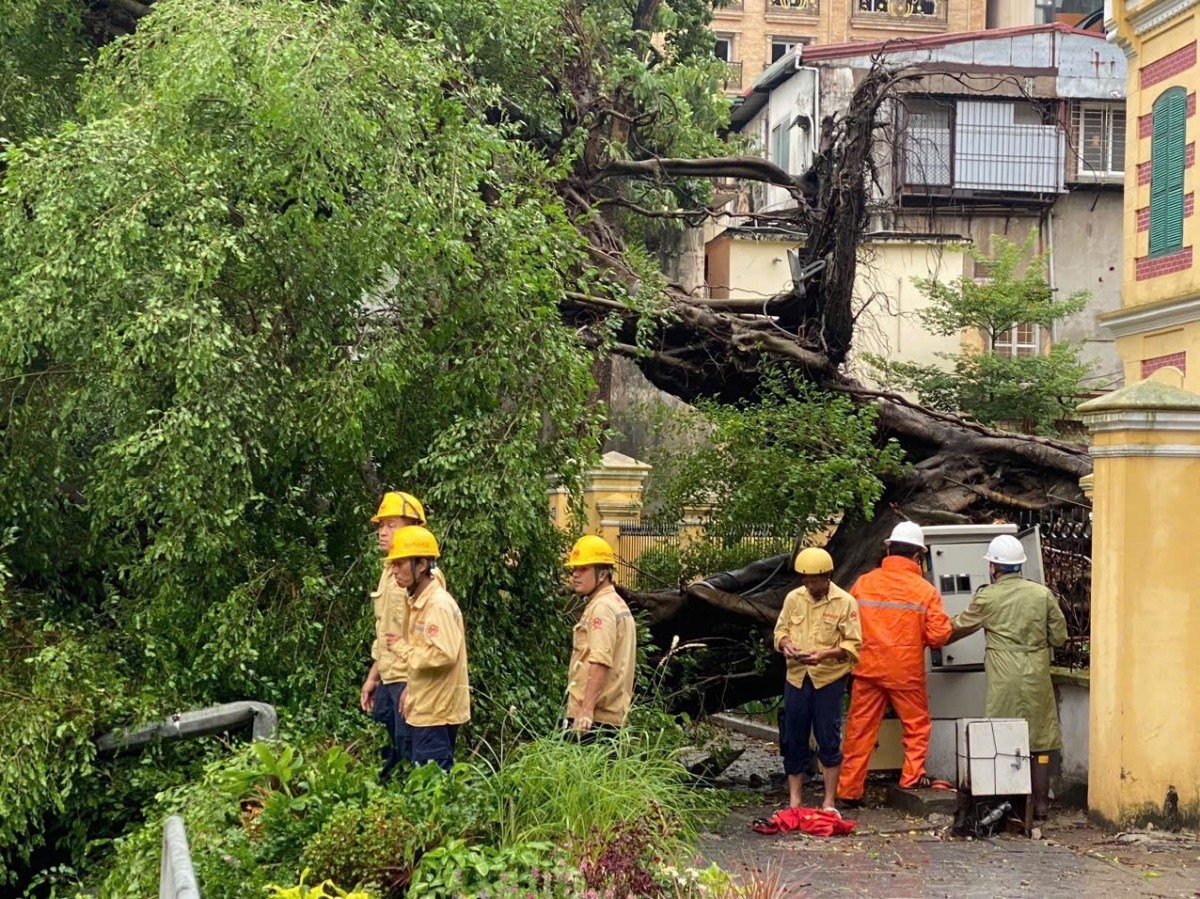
[
  {"xmin": 1140, "ymin": 42, "xmax": 1197, "ymax": 90},
  {"xmin": 1135, "ymin": 246, "xmax": 1193, "ymax": 281},
  {"xmin": 1142, "ymin": 352, "xmax": 1187, "ymax": 378}
]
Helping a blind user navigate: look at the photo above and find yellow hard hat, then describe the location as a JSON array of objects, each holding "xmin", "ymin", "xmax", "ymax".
[
  {"xmin": 566, "ymin": 535, "xmax": 617, "ymax": 568},
  {"xmin": 371, "ymin": 491, "xmax": 427, "ymax": 525},
  {"xmin": 794, "ymin": 547, "xmax": 834, "ymax": 575},
  {"xmin": 386, "ymin": 525, "xmax": 441, "ymax": 562}
]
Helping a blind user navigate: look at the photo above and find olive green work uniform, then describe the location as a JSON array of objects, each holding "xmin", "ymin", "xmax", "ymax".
[{"xmin": 951, "ymin": 573, "xmax": 1067, "ymax": 751}]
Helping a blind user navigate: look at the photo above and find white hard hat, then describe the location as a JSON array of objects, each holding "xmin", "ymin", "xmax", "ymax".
[
  {"xmin": 984, "ymin": 534, "xmax": 1027, "ymax": 566},
  {"xmin": 884, "ymin": 521, "xmax": 926, "ymax": 549}
]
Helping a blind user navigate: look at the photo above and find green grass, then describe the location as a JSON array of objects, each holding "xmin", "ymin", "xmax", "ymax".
[{"xmin": 489, "ymin": 725, "xmax": 725, "ymax": 850}]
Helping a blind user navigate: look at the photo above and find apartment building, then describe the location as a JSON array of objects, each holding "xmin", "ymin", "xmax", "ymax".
[
  {"xmin": 712, "ymin": 0, "xmax": 986, "ymax": 91},
  {"xmin": 706, "ymin": 24, "xmax": 1127, "ymax": 387}
]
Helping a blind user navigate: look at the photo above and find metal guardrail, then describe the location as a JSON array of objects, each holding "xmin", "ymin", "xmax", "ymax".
[
  {"xmin": 97, "ymin": 701, "xmax": 278, "ymax": 755},
  {"xmin": 159, "ymin": 816, "xmax": 200, "ymax": 899},
  {"xmin": 92, "ymin": 703, "xmax": 279, "ymax": 898}
]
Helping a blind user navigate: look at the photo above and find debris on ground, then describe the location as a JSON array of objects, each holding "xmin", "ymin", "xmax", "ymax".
[{"xmin": 699, "ymin": 734, "xmax": 1199, "ymax": 897}]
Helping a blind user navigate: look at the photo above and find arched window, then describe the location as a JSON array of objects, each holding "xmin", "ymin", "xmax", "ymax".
[{"xmin": 1149, "ymin": 87, "xmax": 1187, "ymax": 257}]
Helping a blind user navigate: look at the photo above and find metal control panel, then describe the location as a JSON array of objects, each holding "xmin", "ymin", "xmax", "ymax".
[{"xmin": 923, "ymin": 524, "xmax": 1044, "ymax": 672}]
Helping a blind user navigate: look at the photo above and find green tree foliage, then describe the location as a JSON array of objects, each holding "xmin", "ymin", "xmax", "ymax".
[
  {"xmin": 868, "ymin": 234, "xmax": 1095, "ymax": 435},
  {"xmin": 643, "ymin": 368, "xmax": 906, "ymax": 536},
  {"xmin": 0, "ymin": 0, "xmax": 88, "ymax": 144},
  {"xmin": 0, "ymin": 0, "xmax": 743, "ymax": 882}
]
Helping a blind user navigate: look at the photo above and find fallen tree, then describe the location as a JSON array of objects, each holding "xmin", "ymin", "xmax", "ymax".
[
  {"xmin": 11, "ymin": 0, "xmax": 1092, "ymax": 714},
  {"xmin": 558, "ymin": 51, "xmax": 1094, "ymax": 711}
]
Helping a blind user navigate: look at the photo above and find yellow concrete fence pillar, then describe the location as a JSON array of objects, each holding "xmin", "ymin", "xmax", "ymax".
[
  {"xmin": 548, "ymin": 450, "xmax": 651, "ymax": 537},
  {"xmin": 1078, "ymin": 367, "xmax": 1200, "ymax": 828}
]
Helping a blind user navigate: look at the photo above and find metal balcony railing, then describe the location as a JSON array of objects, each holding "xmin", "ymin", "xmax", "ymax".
[
  {"xmin": 765, "ymin": 0, "xmax": 820, "ymax": 16},
  {"xmin": 722, "ymin": 61, "xmax": 744, "ymax": 92},
  {"xmin": 853, "ymin": 0, "xmax": 948, "ymax": 24}
]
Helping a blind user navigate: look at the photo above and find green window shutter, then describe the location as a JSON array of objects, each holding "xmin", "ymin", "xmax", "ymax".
[{"xmin": 1149, "ymin": 87, "xmax": 1187, "ymax": 257}]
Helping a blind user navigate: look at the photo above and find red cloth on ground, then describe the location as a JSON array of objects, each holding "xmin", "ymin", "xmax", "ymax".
[{"xmin": 751, "ymin": 807, "xmax": 856, "ymax": 837}]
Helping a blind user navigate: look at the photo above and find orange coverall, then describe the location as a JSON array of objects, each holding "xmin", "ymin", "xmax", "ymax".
[{"xmin": 837, "ymin": 555, "xmax": 953, "ymax": 800}]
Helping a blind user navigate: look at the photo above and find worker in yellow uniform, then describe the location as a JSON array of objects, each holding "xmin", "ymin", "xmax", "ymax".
[
  {"xmin": 359, "ymin": 491, "xmax": 426, "ymax": 780},
  {"xmin": 948, "ymin": 534, "xmax": 1066, "ymax": 820},
  {"xmin": 773, "ymin": 547, "xmax": 862, "ymax": 812},
  {"xmin": 391, "ymin": 526, "xmax": 470, "ymax": 771},
  {"xmin": 564, "ymin": 535, "xmax": 636, "ymax": 742}
]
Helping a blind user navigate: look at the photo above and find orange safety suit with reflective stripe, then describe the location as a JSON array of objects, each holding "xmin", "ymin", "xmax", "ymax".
[{"xmin": 837, "ymin": 556, "xmax": 953, "ymax": 800}]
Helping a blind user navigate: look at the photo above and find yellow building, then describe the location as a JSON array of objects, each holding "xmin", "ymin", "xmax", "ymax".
[
  {"xmin": 1079, "ymin": 0, "xmax": 1200, "ymax": 829},
  {"xmin": 711, "ymin": 0, "xmax": 986, "ymax": 92},
  {"xmin": 1103, "ymin": 2, "xmax": 1200, "ymax": 391}
]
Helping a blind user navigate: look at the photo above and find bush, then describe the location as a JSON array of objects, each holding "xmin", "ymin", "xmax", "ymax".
[
  {"xmin": 235, "ymin": 743, "xmax": 375, "ymax": 863},
  {"xmin": 300, "ymin": 763, "xmax": 499, "ymax": 896},
  {"xmin": 267, "ymin": 870, "xmax": 373, "ymax": 898},
  {"xmin": 408, "ymin": 838, "xmax": 563, "ymax": 898},
  {"xmin": 91, "ymin": 722, "xmax": 734, "ymax": 898},
  {"xmin": 300, "ymin": 798, "xmax": 419, "ymax": 897},
  {"xmin": 95, "ymin": 740, "xmax": 380, "ymax": 899}
]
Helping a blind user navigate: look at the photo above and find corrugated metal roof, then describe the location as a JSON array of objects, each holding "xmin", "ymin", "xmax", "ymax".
[{"xmin": 799, "ymin": 22, "xmax": 1103, "ymax": 63}]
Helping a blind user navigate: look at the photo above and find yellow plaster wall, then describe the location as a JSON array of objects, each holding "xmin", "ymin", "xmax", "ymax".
[
  {"xmin": 1115, "ymin": 321, "xmax": 1200, "ymax": 392},
  {"xmin": 1087, "ymin": 424, "xmax": 1200, "ymax": 824},
  {"xmin": 1120, "ymin": 13, "xmax": 1200, "ymax": 308},
  {"xmin": 710, "ymin": 236, "xmax": 967, "ymax": 382}
]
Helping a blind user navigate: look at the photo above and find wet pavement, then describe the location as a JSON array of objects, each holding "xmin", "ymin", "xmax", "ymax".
[{"xmin": 697, "ymin": 736, "xmax": 1200, "ymax": 898}]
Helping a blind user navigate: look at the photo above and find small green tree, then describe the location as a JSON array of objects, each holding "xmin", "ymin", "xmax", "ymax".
[
  {"xmin": 868, "ymin": 233, "xmax": 1095, "ymax": 435},
  {"xmin": 643, "ymin": 367, "xmax": 906, "ymax": 536}
]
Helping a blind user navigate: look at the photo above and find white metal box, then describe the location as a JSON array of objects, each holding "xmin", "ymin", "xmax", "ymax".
[{"xmin": 956, "ymin": 718, "xmax": 1031, "ymax": 796}]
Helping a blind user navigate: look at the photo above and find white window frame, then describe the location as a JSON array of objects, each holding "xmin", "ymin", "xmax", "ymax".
[
  {"xmin": 770, "ymin": 36, "xmax": 806, "ymax": 64},
  {"xmin": 714, "ymin": 33, "xmax": 735, "ymax": 62},
  {"xmin": 770, "ymin": 122, "xmax": 791, "ymax": 173},
  {"xmin": 992, "ymin": 323, "xmax": 1042, "ymax": 358},
  {"xmin": 1077, "ymin": 102, "xmax": 1126, "ymax": 178},
  {"xmin": 902, "ymin": 97, "xmax": 953, "ymax": 187}
]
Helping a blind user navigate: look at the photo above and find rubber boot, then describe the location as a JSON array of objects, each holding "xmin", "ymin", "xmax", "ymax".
[{"xmin": 1031, "ymin": 753, "xmax": 1052, "ymax": 820}]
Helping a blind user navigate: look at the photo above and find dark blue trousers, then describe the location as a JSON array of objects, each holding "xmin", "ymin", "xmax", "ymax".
[
  {"xmin": 780, "ymin": 676, "xmax": 847, "ymax": 777},
  {"xmin": 371, "ymin": 681, "xmax": 411, "ymax": 779},
  {"xmin": 412, "ymin": 724, "xmax": 459, "ymax": 771}
]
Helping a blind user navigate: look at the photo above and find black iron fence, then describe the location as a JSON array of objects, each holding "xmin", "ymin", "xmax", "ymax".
[{"xmin": 1018, "ymin": 507, "xmax": 1092, "ymax": 670}]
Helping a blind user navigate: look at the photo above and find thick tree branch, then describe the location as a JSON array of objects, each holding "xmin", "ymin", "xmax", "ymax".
[
  {"xmin": 597, "ymin": 157, "xmax": 804, "ymax": 201},
  {"xmin": 108, "ymin": 0, "xmax": 153, "ymax": 19}
]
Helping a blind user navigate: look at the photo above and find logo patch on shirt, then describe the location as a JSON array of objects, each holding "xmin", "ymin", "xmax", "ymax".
[
  {"xmin": 427, "ymin": 624, "xmax": 439, "ymax": 638},
  {"xmin": 591, "ymin": 617, "xmax": 603, "ymax": 630}
]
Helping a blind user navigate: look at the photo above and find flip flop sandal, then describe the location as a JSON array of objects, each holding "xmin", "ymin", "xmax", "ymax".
[
  {"xmin": 822, "ymin": 807, "xmax": 843, "ymax": 818},
  {"xmin": 930, "ymin": 779, "xmax": 955, "ymax": 791},
  {"xmin": 751, "ymin": 817, "xmax": 780, "ymax": 835}
]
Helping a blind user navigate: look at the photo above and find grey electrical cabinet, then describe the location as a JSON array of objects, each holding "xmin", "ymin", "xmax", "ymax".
[{"xmin": 922, "ymin": 524, "xmax": 1045, "ymax": 672}]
